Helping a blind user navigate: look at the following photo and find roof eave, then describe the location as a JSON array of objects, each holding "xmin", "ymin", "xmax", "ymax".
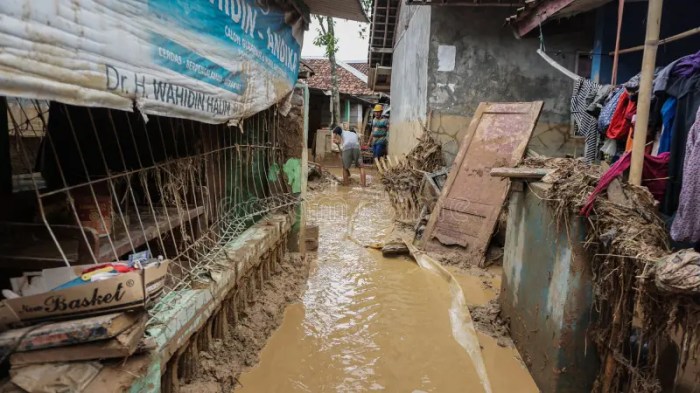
[
  {"xmin": 507, "ymin": 0, "xmax": 611, "ymax": 38},
  {"xmin": 302, "ymin": 0, "xmax": 369, "ymax": 22}
]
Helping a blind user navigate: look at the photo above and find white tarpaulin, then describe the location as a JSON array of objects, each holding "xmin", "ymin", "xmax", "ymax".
[{"xmin": 0, "ymin": 0, "xmax": 305, "ymax": 124}]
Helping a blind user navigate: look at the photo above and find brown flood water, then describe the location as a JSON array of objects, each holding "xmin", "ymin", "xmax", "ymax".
[{"xmin": 236, "ymin": 183, "xmax": 537, "ymax": 393}]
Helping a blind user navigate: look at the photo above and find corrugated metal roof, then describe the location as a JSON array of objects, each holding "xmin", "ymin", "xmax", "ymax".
[{"xmin": 303, "ymin": 0, "xmax": 369, "ymax": 22}]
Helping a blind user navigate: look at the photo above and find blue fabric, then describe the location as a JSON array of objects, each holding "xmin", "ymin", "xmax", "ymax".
[
  {"xmin": 657, "ymin": 97, "xmax": 678, "ymax": 154},
  {"xmin": 373, "ymin": 143, "xmax": 386, "ymax": 158},
  {"xmin": 598, "ymin": 87, "xmax": 624, "ymax": 134}
]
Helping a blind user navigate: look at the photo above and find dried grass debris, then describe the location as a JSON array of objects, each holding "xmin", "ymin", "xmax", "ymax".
[{"xmin": 379, "ymin": 135, "xmax": 444, "ymax": 222}]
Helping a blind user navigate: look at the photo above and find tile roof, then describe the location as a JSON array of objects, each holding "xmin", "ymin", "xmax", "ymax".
[
  {"xmin": 302, "ymin": 58, "xmax": 374, "ymax": 96},
  {"xmin": 347, "ymin": 62, "xmax": 370, "ymax": 76}
]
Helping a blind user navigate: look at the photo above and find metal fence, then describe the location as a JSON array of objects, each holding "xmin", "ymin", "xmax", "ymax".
[{"xmin": 3, "ymin": 97, "xmax": 299, "ymax": 322}]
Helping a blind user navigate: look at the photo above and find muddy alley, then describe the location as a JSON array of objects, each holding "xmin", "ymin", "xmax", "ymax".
[{"xmin": 233, "ymin": 180, "xmax": 538, "ymax": 392}]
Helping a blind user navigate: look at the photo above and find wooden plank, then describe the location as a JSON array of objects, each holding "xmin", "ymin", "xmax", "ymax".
[
  {"xmin": 490, "ymin": 167, "xmax": 553, "ymax": 179},
  {"xmin": 424, "ymin": 102, "xmax": 543, "ymax": 266},
  {"xmin": 97, "ymin": 206, "xmax": 204, "ymax": 262},
  {"xmin": 512, "ymin": 0, "xmax": 577, "ymax": 38},
  {"xmin": 0, "ymin": 312, "xmax": 141, "ymax": 353},
  {"xmin": 9, "ymin": 315, "xmax": 147, "ymax": 366}
]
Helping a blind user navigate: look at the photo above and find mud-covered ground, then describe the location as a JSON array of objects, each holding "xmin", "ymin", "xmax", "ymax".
[{"xmin": 179, "ymin": 253, "xmax": 312, "ymax": 393}]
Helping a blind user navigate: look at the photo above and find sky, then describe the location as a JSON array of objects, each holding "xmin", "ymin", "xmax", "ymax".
[{"xmin": 301, "ymin": 18, "xmax": 370, "ymax": 62}]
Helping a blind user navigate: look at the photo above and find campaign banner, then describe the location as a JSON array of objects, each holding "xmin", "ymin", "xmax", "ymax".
[{"xmin": 0, "ymin": 0, "xmax": 304, "ymax": 124}]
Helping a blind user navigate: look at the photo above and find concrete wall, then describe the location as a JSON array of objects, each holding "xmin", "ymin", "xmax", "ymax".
[
  {"xmin": 501, "ymin": 183, "xmax": 598, "ymax": 393},
  {"xmin": 388, "ymin": 5, "xmax": 431, "ymax": 156},
  {"xmin": 425, "ymin": 7, "xmax": 594, "ymax": 163}
]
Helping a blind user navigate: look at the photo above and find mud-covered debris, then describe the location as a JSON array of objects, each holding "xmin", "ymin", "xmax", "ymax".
[
  {"xmin": 655, "ymin": 249, "xmax": 700, "ymax": 295},
  {"xmin": 470, "ymin": 300, "xmax": 512, "ymax": 347},
  {"xmin": 308, "ymin": 162, "xmax": 339, "ymax": 191},
  {"xmin": 379, "ymin": 134, "xmax": 444, "ymax": 222},
  {"xmin": 180, "ymin": 253, "xmax": 311, "ymax": 392}
]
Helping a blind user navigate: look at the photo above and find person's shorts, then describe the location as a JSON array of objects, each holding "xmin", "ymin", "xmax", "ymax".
[
  {"xmin": 341, "ymin": 148, "xmax": 362, "ymax": 169},
  {"xmin": 373, "ymin": 143, "xmax": 387, "ymax": 158}
]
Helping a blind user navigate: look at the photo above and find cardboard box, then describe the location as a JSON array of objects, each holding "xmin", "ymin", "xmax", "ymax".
[{"xmin": 0, "ymin": 260, "xmax": 169, "ymax": 325}]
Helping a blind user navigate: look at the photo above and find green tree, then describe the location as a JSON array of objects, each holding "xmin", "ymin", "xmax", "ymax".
[
  {"xmin": 313, "ymin": 16, "xmax": 341, "ymax": 127},
  {"xmin": 312, "ymin": 1, "xmax": 372, "ymax": 128}
]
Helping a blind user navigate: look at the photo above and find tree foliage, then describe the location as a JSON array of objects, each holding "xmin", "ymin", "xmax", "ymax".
[{"xmin": 312, "ymin": 1, "xmax": 374, "ymax": 127}]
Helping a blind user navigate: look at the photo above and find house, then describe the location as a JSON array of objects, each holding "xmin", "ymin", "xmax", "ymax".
[
  {"xmin": 302, "ymin": 58, "xmax": 381, "ymax": 149},
  {"xmin": 0, "ymin": 0, "xmax": 369, "ymax": 390},
  {"xmin": 368, "ymin": 1, "xmax": 700, "ymax": 392},
  {"xmin": 369, "ymin": 0, "xmax": 700, "ymax": 166},
  {"xmin": 369, "ymin": 0, "xmax": 596, "ymax": 164}
]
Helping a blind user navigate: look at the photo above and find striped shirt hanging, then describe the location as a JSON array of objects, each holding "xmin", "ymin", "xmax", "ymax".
[{"xmin": 571, "ymin": 78, "xmax": 601, "ymax": 164}]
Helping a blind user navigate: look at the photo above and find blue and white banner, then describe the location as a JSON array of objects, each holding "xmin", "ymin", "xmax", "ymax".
[{"xmin": 0, "ymin": 0, "xmax": 304, "ymax": 124}]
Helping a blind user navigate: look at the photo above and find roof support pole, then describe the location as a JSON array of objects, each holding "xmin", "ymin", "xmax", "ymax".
[
  {"xmin": 629, "ymin": 0, "xmax": 663, "ymax": 187},
  {"xmin": 610, "ymin": 0, "xmax": 625, "ymax": 85}
]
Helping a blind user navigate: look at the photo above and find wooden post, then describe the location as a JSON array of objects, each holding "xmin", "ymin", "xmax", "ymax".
[
  {"xmin": 610, "ymin": 0, "xmax": 625, "ymax": 85},
  {"xmin": 629, "ymin": 0, "xmax": 664, "ymax": 186}
]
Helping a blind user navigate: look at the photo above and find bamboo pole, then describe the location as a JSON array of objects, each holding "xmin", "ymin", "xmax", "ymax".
[
  {"xmin": 610, "ymin": 0, "xmax": 625, "ymax": 85},
  {"xmin": 629, "ymin": 0, "xmax": 664, "ymax": 186},
  {"xmin": 612, "ymin": 26, "xmax": 700, "ymax": 55}
]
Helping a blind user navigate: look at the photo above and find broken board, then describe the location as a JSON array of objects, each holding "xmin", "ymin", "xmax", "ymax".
[
  {"xmin": 9, "ymin": 314, "xmax": 147, "ymax": 366},
  {"xmin": 0, "ymin": 312, "xmax": 141, "ymax": 354},
  {"xmin": 423, "ymin": 102, "xmax": 543, "ymax": 266}
]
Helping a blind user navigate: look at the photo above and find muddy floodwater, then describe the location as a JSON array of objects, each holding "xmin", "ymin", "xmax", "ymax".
[{"xmin": 236, "ymin": 182, "xmax": 538, "ymax": 393}]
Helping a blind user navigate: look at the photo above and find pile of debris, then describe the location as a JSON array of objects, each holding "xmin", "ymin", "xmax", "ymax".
[
  {"xmin": 377, "ymin": 134, "xmax": 444, "ymax": 222},
  {"xmin": 0, "ymin": 258, "xmax": 169, "ymax": 392},
  {"xmin": 518, "ymin": 157, "xmax": 697, "ymax": 393},
  {"xmin": 470, "ymin": 299, "xmax": 512, "ymax": 348},
  {"xmin": 307, "ymin": 162, "xmax": 339, "ymax": 191}
]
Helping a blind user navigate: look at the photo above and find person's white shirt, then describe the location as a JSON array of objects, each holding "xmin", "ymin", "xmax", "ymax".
[{"xmin": 339, "ymin": 130, "xmax": 360, "ymax": 150}]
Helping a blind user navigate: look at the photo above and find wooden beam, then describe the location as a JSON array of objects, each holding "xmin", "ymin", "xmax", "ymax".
[
  {"xmin": 611, "ymin": 26, "xmax": 700, "ymax": 55},
  {"xmin": 511, "ymin": 0, "xmax": 576, "ymax": 38},
  {"xmin": 490, "ymin": 167, "xmax": 553, "ymax": 179}
]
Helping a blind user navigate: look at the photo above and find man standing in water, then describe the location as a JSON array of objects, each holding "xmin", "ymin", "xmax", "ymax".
[
  {"xmin": 368, "ymin": 104, "xmax": 389, "ymax": 159},
  {"xmin": 333, "ymin": 126, "xmax": 366, "ymax": 187}
]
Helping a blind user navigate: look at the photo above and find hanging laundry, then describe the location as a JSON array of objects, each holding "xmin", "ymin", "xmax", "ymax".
[
  {"xmin": 656, "ymin": 97, "xmax": 677, "ymax": 155},
  {"xmin": 571, "ymin": 78, "xmax": 601, "ymax": 164},
  {"xmin": 606, "ymin": 91, "xmax": 636, "ymax": 141},
  {"xmin": 673, "ymin": 50, "xmax": 700, "ymax": 78},
  {"xmin": 654, "ymin": 58, "xmax": 683, "ymax": 94},
  {"xmin": 623, "ymin": 73, "xmax": 642, "ymax": 94},
  {"xmin": 662, "ymin": 73, "xmax": 700, "ymax": 215},
  {"xmin": 671, "ymin": 106, "xmax": 700, "ymax": 243},
  {"xmin": 580, "ymin": 151, "xmax": 670, "ymax": 216},
  {"xmin": 586, "ymin": 85, "xmax": 614, "ymax": 116},
  {"xmin": 598, "ymin": 87, "xmax": 625, "ymax": 135}
]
